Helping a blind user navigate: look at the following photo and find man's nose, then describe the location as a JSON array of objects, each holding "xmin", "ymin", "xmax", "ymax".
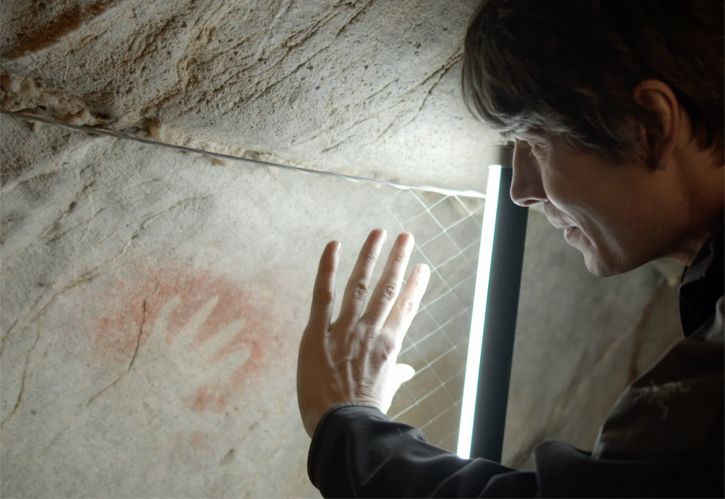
[{"xmin": 510, "ymin": 140, "xmax": 547, "ymax": 207}]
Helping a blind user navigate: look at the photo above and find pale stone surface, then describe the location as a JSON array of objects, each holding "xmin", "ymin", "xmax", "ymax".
[
  {"xmin": 0, "ymin": 0, "xmax": 498, "ymax": 193},
  {"xmin": 1, "ymin": 112, "xmax": 684, "ymax": 496},
  {"xmin": 1, "ymin": 114, "xmax": 322, "ymax": 498},
  {"xmin": 0, "ymin": 113, "xmax": 482, "ymax": 497}
]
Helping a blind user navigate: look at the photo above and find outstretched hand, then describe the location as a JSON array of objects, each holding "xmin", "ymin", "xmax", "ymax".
[{"xmin": 297, "ymin": 229, "xmax": 430, "ymax": 438}]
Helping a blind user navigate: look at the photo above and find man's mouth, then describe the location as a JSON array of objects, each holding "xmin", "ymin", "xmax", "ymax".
[{"xmin": 564, "ymin": 226, "xmax": 579, "ymax": 243}]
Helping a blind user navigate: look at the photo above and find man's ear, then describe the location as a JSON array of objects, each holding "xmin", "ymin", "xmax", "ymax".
[{"xmin": 632, "ymin": 79, "xmax": 681, "ymax": 169}]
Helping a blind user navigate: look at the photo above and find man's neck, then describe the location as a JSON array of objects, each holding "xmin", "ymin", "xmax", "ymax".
[{"xmin": 675, "ymin": 149, "xmax": 724, "ymax": 267}]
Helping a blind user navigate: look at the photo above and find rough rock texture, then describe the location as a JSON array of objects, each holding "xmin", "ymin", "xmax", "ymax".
[
  {"xmin": 0, "ymin": 114, "xmax": 487, "ymax": 497},
  {"xmin": 1, "ymin": 114, "xmax": 322, "ymax": 498},
  {"xmin": 1, "ymin": 0, "xmax": 498, "ymax": 192}
]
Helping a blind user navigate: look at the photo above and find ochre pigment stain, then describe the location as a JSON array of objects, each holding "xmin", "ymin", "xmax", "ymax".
[
  {"xmin": 190, "ymin": 431, "xmax": 212, "ymax": 453},
  {"xmin": 189, "ymin": 380, "xmax": 229, "ymax": 414},
  {"xmin": 92, "ymin": 265, "xmax": 276, "ymax": 413}
]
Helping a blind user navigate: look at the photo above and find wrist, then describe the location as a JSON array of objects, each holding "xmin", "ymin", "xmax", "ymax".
[{"xmin": 306, "ymin": 402, "xmax": 383, "ymax": 438}]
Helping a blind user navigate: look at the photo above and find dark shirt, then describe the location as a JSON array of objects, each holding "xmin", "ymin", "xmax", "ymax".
[{"xmin": 307, "ymin": 225, "xmax": 724, "ymax": 498}]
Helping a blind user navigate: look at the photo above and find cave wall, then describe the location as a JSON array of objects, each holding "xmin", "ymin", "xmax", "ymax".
[
  {"xmin": 0, "ymin": 1, "xmax": 684, "ymax": 496},
  {"xmin": 1, "ymin": 0, "xmax": 498, "ymax": 193}
]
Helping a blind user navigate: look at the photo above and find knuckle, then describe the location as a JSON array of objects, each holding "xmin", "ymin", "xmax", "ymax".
[
  {"xmin": 380, "ymin": 334, "xmax": 396, "ymax": 353},
  {"xmin": 363, "ymin": 328, "xmax": 378, "ymax": 344},
  {"xmin": 352, "ymin": 280, "xmax": 369, "ymax": 300},
  {"xmin": 399, "ymin": 298, "xmax": 417, "ymax": 317},
  {"xmin": 376, "ymin": 335, "xmax": 396, "ymax": 363},
  {"xmin": 363, "ymin": 250, "xmax": 378, "ymax": 264},
  {"xmin": 381, "ymin": 283, "xmax": 398, "ymax": 300},
  {"xmin": 313, "ymin": 287, "xmax": 334, "ymax": 306},
  {"xmin": 410, "ymin": 273, "xmax": 425, "ymax": 287},
  {"xmin": 394, "ymin": 252, "xmax": 407, "ymax": 265}
]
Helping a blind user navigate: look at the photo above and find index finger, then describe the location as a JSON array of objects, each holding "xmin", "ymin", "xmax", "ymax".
[{"xmin": 308, "ymin": 240, "xmax": 341, "ymax": 332}]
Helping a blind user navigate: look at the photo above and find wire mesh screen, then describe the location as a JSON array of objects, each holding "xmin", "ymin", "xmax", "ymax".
[{"xmin": 385, "ymin": 191, "xmax": 483, "ymax": 453}]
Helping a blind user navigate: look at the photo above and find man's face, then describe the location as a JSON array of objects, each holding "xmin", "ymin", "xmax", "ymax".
[{"xmin": 510, "ymin": 133, "xmax": 685, "ymax": 277}]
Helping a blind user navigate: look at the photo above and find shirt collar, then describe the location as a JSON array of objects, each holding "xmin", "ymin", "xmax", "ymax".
[{"xmin": 679, "ymin": 221, "xmax": 724, "ymax": 337}]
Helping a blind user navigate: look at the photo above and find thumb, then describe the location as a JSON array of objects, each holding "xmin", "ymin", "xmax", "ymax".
[
  {"xmin": 381, "ymin": 364, "xmax": 417, "ymax": 414},
  {"xmin": 394, "ymin": 363, "xmax": 416, "ymax": 385}
]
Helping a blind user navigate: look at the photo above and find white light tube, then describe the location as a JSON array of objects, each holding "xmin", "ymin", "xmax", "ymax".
[{"xmin": 457, "ymin": 165, "xmax": 502, "ymax": 459}]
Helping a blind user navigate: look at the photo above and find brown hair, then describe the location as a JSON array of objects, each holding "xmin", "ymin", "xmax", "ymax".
[{"xmin": 462, "ymin": 0, "xmax": 724, "ymax": 163}]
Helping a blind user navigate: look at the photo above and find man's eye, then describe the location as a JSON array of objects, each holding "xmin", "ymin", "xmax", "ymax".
[
  {"xmin": 529, "ymin": 139, "xmax": 550, "ymax": 153},
  {"xmin": 516, "ymin": 138, "xmax": 545, "ymax": 152},
  {"xmin": 528, "ymin": 142, "xmax": 551, "ymax": 163}
]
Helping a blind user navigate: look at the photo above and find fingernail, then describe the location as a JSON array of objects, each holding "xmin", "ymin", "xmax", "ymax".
[{"xmin": 335, "ymin": 242, "xmax": 342, "ymax": 257}]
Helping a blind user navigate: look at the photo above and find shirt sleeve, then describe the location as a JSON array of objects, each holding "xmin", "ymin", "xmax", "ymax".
[
  {"xmin": 307, "ymin": 403, "xmax": 540, "ymax": 498},
  {"xmin": 307, "ymin": 402, "xmax": 724, "ymax": 498}
]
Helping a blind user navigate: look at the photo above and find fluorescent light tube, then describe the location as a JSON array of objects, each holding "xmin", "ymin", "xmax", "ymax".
[{"xmin": 457, "ymin": 165, "xmax": 502, "ymax": 459}]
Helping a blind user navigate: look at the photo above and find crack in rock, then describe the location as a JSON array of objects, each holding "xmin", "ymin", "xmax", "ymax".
[{"xmin": 0, "ymin": 328, "xmax": 40, "ymax": 431}]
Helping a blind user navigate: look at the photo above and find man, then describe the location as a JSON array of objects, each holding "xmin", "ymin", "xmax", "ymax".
[{"xmin": 297, "ymin": 0, "xmax": 724, "ymax": 496}]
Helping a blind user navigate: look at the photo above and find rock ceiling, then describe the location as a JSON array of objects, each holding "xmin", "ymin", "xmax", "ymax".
[{"xmin": 1, "ymin": 0, "xmax": 499, "ymax": 192}]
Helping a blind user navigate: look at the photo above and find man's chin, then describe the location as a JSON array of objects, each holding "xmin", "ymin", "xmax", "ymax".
[
  {"xmin": 570, "ymin": 232, "xmax": 635, "ymax": 277},
  {"xmin": 582, "ymin": 251, "xmax": 629, "ymax": 278}
]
